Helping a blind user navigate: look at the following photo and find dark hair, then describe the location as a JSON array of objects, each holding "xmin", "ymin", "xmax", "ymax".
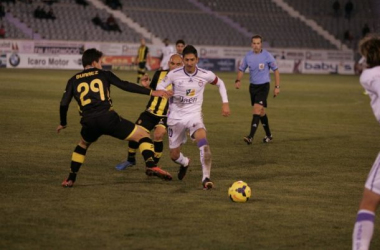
[
  {"xmin": 82, "ymin": 48, "xmax": 103, "ymax": 67},
  {"xmin": 359, "ymin": 35, "xmax": 380, "ymax": 68},
  {"xmin": 182, "ymin": 45, "xmax": 197, "ymax": 58},
  {"xmin": 251, "ymin": 35, "xmax": 263, "ymax": 43},
  {"xmin": 176, "ymin": 39, "xmax": 185, "ymax": 45}
]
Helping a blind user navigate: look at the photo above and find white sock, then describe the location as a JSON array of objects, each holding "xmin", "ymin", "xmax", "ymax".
[
  {"xmin": 199, "ymin": 145, "xmax": 211, "ymax": 181},
  {"xmin": 174, "ymin": 153, "xmax": 189, "ymax": 167},
  {"xmin": 353, "ymin": 209, "xmax": 375, "ymax": 250}
]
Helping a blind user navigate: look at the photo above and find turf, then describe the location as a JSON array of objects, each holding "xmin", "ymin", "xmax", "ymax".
[{"xmin": 0, "ymin": 68, "xmax": 379, "ymax": 250}]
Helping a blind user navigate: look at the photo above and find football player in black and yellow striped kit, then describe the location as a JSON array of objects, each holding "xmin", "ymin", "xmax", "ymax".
[
  {"xmin": 136, "ymin": 38, "xmax": 150, "ymax": 83},
  {"xmin": 116, "ymin": 54, "xmax": 183, "ymax": 171},
  {"xmin": 57, "ymin": 48, "xmax": 173, "ymax": 187}
]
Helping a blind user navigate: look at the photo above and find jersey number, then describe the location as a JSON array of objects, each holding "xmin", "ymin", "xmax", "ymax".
[{"xmin": 77, "ymin": 79, "xmax": 105, "ymax": 106}]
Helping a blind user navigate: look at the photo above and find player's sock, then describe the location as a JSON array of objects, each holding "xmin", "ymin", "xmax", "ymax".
[
  {"xmin": 249, "ymin": 114, "xmax": 261, "ymax": 138},
  {"xmin": 153, "ymin": 140, "xmax": 163, "ymax": 164},
  {"xmin": 138, "ymin": 137, "xmax": 156, "ymax": 168},
  {"xmin": 127, "ymin": 140, "xmax": 138, "ymax": 162},
  {"xmin": 260, "ymin": 114, "xmax": 271, "ymax": 137},
  {"xmin": 68, "ymin": 145, "xmax": 87, "ymax": 181},
  {"xmin": 353, "ymin": 209, "xmax": 375, "ymax": 250},
  {"xmin": 198, "ymin": 138, "xmax": 211, "ymax": 180},
  {"xmin": 174, "ymin": 152, "xmax": 190, "ymax": 167}
]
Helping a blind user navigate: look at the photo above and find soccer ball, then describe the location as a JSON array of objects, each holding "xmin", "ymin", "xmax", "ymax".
[{"xmin": 228, "ymin": 180, "xmax": 251, "ymax": 203}]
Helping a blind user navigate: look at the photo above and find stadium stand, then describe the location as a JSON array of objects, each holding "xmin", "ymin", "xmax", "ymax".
[
  {"xmin": 0, "ymin": 0, "xmax": 378, "ymax": 50},
  {"xmin": 282, "ymin": 0, "xmax": 378, "ymax": 49},
  {"xmin": 2, "ymin": 0, "xmax": 146, "ymax": 42}
]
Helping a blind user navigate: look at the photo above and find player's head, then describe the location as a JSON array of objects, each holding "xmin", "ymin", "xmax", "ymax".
[
  {"xmin": 182, "ymin": 45, "xmax": 198, "ymax": 73},
  {"xmin": 140, "ymin": 38, "xmax": 146, "ymax": 46},
  {"xmin": 168, "ymin": 54, "xmax": 183, "ymax": 71},
  {"xmin": 82, "ymin": 48, "xmax": 103, "ymax": 69},
  {"xmin": 359, "ymin": 34, "xmax": 380, "ymax": 68},
  {"xmin": 175, "ymin": 39, "xmax": 186, "ymax": 54},
  {"xmin": 251, "ymin": 35, "xmax": 263, "ymax": 53},
  {"xmin": 163, "ymin": 38, "xmax": 170, "ymax": 45}
]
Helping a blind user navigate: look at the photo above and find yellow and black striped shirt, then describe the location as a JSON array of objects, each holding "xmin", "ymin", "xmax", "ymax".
[
  {"xmin": 146, "ymin": 70, "xmax": 172, "ymax": 117},
  {"xmin": 137, "ymin": 45, "xmax": 149, "ymax": 63}
]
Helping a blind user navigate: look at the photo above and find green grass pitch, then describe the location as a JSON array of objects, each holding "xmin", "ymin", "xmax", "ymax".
[{"xmin": 0, "ymin": 68, "xmax": 379, "ymax": 249}]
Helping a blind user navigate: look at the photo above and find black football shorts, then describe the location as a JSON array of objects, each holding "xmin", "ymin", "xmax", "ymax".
[
  {"xmin": 80, "ymin": 111, "xmax": 136, "ymax": 143},
  {"xmin": 249, "ymin": 82, "xmax": 270, "ymax": 107}
]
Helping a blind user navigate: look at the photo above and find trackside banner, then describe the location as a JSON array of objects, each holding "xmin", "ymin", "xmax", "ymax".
[
  {"xmin": 6, "ymin": 53, "xmax": 82, "ymax": 69},
  {"xmin": 301, "ymin": 60, "xmax": 355, "ymax": 74}
]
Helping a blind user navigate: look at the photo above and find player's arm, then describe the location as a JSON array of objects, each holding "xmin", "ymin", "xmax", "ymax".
[
  {"xmin": 273, "ymin": 69, "xmax": 280, "ymax": 97},
  {"xmin": 210, "ymin": 76, "xmax": 230, "ymax": 117},
  {"xmin": 107, "ymin": 71, "xmax": 170, "ymax": 98},
  {"xmin": 156, "ymin": 72, "xmax": 171, "ymax": 91},
  {"xmin": 235, "ymin": 56, "xmax": 247, "ymax": 89},
  {"xmin": 235, "ymin": 70, "xmax": 244, "ymax": 89},
  {"xmin": 57, "ymin": 80, "xmax": 74, "ymax": 133}
]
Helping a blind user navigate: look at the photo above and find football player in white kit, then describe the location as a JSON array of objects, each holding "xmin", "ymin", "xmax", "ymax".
[
  {"xmin": 353, "ymin": 34, "xmax": 380, "ymax": 250},
  {"xmin": 157, "ymin": 45, "xmax": 230, "ymax": 189},
  {"xmin": 159, "ymin": 38, "xmax": 175, "ymax": 70}
]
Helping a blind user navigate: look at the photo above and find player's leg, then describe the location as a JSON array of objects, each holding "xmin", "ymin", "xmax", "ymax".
[
  {"xmin": 353, "ymin": 189, "xmax": 380, "ymax": 250},
  {"xmin": 259, "ymin": 83, "xmax": 272, "ymax": 143},
  {"xmin": 193, "ymin": 128, "xmax": 213, "ymax": 190},
  {"xmin": 244, "ymin": 84, "xmax": 261, "ymax": 145},
  {"xmin": 137, "ymin": 62, "xmax": 146, "ymax": 83},
  {"xmin": 167, "ymin": 123, "xmax": 190, "ymax": 180},
  {"xmin": 116, "ymin": 112, "xmax": 154, "ymax": 170},
  {"xmin": 153, "ymin": 124, "xmax": 166, "ymax": 164},
  {"xmin": 115, "ymin": 140, "xmax": 138, "ymax": 170},
  {"xmin": 353, "ymin": 152, "xmax": 380, "ymax": 250},
  {"xmin": 260, "ymin": 108, "xmax": 273, "ymax": 143},
  {"xmin": 127, "ymin": 125, "xmax": 172, "ymax": 180},
  {"xmin": 109, "ymin": 112, "xmax": 172, "ymax": 180},
  {"xmin": 62, "ymin": 138, "xmax": 94, "ymax": 187},
  {"xmin": 244, "ymin": 103, "xmax": 263, "ymax": 145}
]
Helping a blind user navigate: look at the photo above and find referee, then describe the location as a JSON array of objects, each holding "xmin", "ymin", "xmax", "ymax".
[{"xmin": 235, "ymin": 35, "xmax": 280, "ymax": 145}]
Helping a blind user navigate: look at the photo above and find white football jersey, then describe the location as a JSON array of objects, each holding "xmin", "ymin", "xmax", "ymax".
[
  {"xmin": 160, "ymin": 45, "xmax": 175, "ymax": 70},
  {"xmin": 360, "ymin": 66, "xmax": 380, "ymax": 123},
  {"xmin": 158, "ymin": 67, "xmax": 219, "ymax": 120}
]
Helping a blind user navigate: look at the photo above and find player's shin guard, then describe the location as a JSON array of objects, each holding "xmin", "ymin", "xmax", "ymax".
[
  {"xmin": 127, "ymin": 140, "xmax": 138, "ymax": 162},
  {"xmin": 249, "ymin": 114, "xmax": 261, "ymax": 138},
  {"xmin": 138, "ymin": 137, "xmax": 156, "ymax": 168},
  {"xmin": 260, "ymin": 114, "xmax": 271, "ymax": 137},
  {"xmin": 198, "ymin": 138, "xmax": 211, "ymax": 180},
  {"xmin": 153, "ymin": 140, "xmax": 163, "ymax": 164},
  {"xmin": 353, "ymin": 209, "xmax": 375, "ymax": 250},
  {"xmin": 68, "ymin": 145, "xmax": 87, "ymax": 182}
]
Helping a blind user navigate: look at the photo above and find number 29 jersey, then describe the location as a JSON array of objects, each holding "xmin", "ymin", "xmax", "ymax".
[{"xmin": 60, "ymin": 68, "xmax": 150, "ymax": 118}]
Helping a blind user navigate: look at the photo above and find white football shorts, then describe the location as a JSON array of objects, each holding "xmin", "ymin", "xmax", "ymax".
[
  {"xmin": 167, "ymin": 114, "xmax": 206, "ymax": 149},
  {"xmin": 365, "ymin": 152, "xmax": 380, "ymax": 195}
]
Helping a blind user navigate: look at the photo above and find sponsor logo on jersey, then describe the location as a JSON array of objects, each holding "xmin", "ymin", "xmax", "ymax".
[
  {"xmin": 186, "ymin": 89, "xmax": 195, "ymax": 96},
  {"xmin": 180, "ymin": 96, "xmax": 197, "ymax": 104}
]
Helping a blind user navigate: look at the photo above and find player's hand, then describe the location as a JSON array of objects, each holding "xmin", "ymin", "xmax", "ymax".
[
  {"xmin": 56, "ymin": 125, "xmax": 66, "ymax": 133},
  {"xmin": 273, "ymin": 88, "xmax": 280, "ymax": 98},
  {"xmin": 222, "ymin": 103, "xmax": 230, "ymax": 117},
  {"xmin": 235, "ymin": 81, "xmax": 241, "ymax": 89},
  {"xmin": 141, "ymin": 74, "xmax": 150, "ymax": 88},
  {"xmin": 152, "ymin": 90, "xmax": 172, "ymax": 98}
]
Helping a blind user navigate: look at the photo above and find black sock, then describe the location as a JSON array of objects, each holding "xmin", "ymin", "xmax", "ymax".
[
  {"xmin": 249, "ymin": 114, "xmax": 261, "ymax": 138},
  {"xmin": 260, "ymin": 114, "xmax": 271, "ymax": 137},
  {"xmin": 138, "ymin": 137, "xmax": 156, "ymax": 168},
  {"xmin": 68, "ymin": 145, "xmax": 87, "ymax": 181},
  {"xmin": 153, "ymin": 140, "xmax": 163, "ymax": 164},
  {"xmin": 127, "ymin": 141, "xmax": 138, "ymax": 162}
]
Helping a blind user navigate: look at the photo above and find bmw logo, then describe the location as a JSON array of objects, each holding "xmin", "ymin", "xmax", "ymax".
[{"xmin": 9, "ymin": 53, "xmax": 20, "ymax": 67}]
